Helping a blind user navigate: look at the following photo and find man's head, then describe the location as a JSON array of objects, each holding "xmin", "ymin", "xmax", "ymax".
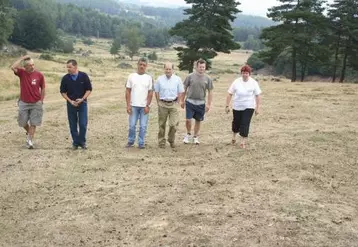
[
  {"xmin": 23, "ymin": 58, "xmax": 35, "ymax": 73},
  {"xmin": 196, "ymin": 59, "xmax": 206, "ymax": 74},
  {"xmin": 66, "ymin": 59, "xmax": 78, "ymax": 75},
  {"xmin": 137, "ymin": 57, "xmax": 148, "ymax": 75},
  {"xmin": 240, "ymin": 65, "xmax": 252, "ymax": 81},
  {"xmin": 164, "ymin": 62, "xmax": 174, "ymax": 78}
]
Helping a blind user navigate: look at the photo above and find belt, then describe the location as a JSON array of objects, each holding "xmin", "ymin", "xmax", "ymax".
[{"xmin": 160, "ymin": 98, "xmax": 177, "ymax": 103}]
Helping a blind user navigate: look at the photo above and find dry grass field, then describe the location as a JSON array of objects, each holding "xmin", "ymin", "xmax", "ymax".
[{"xmin": 0, "ymin": 40, "xmax": 358, "ymax": 247}]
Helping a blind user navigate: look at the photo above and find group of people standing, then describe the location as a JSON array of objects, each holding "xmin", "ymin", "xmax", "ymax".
[{"xmin": 10, "ymin": 55, "xmax": 261, "ymax": 150}]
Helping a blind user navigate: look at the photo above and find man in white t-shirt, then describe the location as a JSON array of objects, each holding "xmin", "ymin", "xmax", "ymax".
[
  {"xmin": 225, "ymin": 65, "xmax": 262, "ymax": 149},
  {"xmin": 125, "ymin": 57, "xmax": 154, "ymax": 149}
]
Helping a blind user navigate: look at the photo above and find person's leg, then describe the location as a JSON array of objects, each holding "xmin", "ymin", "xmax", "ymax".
[
  {"xmin": 138, "ymin": 107, "xmax": 149, "ymax": 148},
  {"xmin": 193, "ymin": 104, "xmax": 205, "ymax": 144},
  {"xmin": 232, "ymin": 109, "xmax": 241, "ymax": 144},
  {"xmin": 184, "ymin": 101, "xmax": 194, "ymax": 143},
  {"xmin": 67, "ymin": 102, "xmax": 80, "ymax": 147},
  {"xmin": 239, "ymin": 109, "xmax": 255, "ymax": 148},
  {"xmin": 158, "ymin": 103, "xmax": 168, "ymax": 147},
  {"xmin": 28, "ymin": 101, "xmax": 44, "ymax": 143},
  {"xmin": 127, "ymin": 106, "xmax": 139, "ymax": 146},
  {"xmin": 18, "ymin": 101, "xmax": 30, "ymax": 143},
  {"xmin": 167, "ymin": 105, "xmax": 179, "ymax": 146},
  {"xmin": 78, "ymin": 102, "xmax": 88, "ymax": 148}
]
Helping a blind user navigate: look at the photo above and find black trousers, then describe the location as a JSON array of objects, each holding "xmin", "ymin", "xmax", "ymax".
[{"xmin": 232, "ymin": 109, "xmax": 255, "ymax": 137}]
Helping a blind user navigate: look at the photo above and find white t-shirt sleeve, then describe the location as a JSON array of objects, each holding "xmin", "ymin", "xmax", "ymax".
[
  {"xmin": 154, "ymin": 77, "xmax": 160, "ymax": 92},
  {"xmin": 228, "ymin": 81, "xmax": 236, "ymax": 94},
  {"xmin": 126, "ymin": 74, "xmax": 132, "ymax": 88},
  {"xmin": 178, "ymin": 77, "xmax": 185, "ymax": 93},
  {"xmin": 253, "ymin": 79, "xmax": 262, "ymax": 95},
  {"xmin": 148, "ymin": 76, "xmax": 154, "ymax": 91}
]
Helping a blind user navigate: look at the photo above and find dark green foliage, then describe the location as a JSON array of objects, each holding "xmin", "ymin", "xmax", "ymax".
[
  {"xmin": 169, "ymin": 0, "xmax": 241, "ymax": 72},
  {"xmin": 39, "ymin": 53, "xmax": 54, "ymax": 60},
  {"xmin": 82, "ymin": 38, "xmax": 94, "ymax": 46},
  {"xmin": 247, "ymin": 53, "xmax": 265, "ymax": 71},
  {"xmin": 0, "ymin": 0, "xmax": 15, "ymax": 48},
  {"xmin": 10, "ymin": 9, "xmax": 57, "ymax": 50},
  {"xmin": 148, "ymin": 51, "xmax": 158, "ymax": 61}
]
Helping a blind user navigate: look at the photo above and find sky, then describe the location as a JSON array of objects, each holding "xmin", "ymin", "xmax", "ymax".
[{"xmin": 139, "ymin": 0, "xmax": 333, "ymax": 17}]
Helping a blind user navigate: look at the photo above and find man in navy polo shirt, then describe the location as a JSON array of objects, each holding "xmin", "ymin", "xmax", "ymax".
[{"xmin": 60, "ymin": 59, "xmax": 92, "ymax": 150}]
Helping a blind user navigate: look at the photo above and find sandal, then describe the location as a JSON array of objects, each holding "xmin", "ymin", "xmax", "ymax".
[
  {"xmin": 231, "ymin": 139, "xmax": 236, "ymax": 145},
  {"xmin": 239, "ymin": 143, "xmax": 246, "ymax": 149}
]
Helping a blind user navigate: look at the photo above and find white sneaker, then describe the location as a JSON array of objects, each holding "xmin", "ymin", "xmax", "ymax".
[
  {"xmin": 193, "ymin": 136, "xmax": 200, "ymax": 145},
  {"xmin": 183, "ymin": 134, "xmax": 191, "ymax": 144},
  {"xmin": 27, "ymin": 139, "xmax": 34, "ymax": 149}
]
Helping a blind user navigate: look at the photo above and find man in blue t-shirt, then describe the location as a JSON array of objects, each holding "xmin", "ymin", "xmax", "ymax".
[{"xmin": 60, "ymin": 59, "xmax": 92, "ymax": 150}]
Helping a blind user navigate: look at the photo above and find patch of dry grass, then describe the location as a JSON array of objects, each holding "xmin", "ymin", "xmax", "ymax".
[{"xmin": 0, "ymin": 41, "xmax": 358, "ymax": 247}]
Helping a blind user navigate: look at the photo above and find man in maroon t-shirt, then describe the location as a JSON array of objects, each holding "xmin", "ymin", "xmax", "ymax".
[{"xmin": 11, "ymin": 55, "xmax": 46, "ymax": 149}]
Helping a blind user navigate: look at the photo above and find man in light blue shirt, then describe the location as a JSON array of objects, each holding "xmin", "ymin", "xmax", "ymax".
[{"xmin": 154, "ymin": 62, "xmax": 184, "ymax": 148}]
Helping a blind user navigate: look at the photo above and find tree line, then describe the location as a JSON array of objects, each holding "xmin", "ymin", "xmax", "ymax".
[
  {"xmin": 250, "ymin": 0, "xmax": 358, "ymax": 82},
  {"xmin": 0, "ymin": 0, "xmax": 172, "ymax": 52}
]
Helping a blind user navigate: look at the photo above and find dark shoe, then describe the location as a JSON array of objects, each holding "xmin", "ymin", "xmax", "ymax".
[
  {"xmin": 125, "ymin": 142, "xmax": 134, "ymax": 148},
  {"xmin": 138, "ymin": 145, "xmax": 145, "ymax": 149},
  {"xmin": 80, "ymin": 144, "xmax": 87, "ymax": 150},
  {"xmin": 169, "ymin": 142, "xmax": 176, "ymax": 148},
  {"xmin": 72, "ymin": 145, "xmax": 78, "ymax": 150}
]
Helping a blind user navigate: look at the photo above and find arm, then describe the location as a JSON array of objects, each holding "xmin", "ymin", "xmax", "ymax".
[
  {"xmin": 255, "ymin": 95, "xmax": 261, "ymax": 115},
  {"xmin": 180, "ymin": 87, "xmax": 187, "ymax": 109},
  {"xmin": 155, "ymin": 92, "xmax": 159, "ymax": 103},
  {"xmin": 225, "ymin": 93, "xmax": 233, "ymax": 113},
  {"xmin": 40, "ymin": 88, "xmax": 46, "ymax": 103},
  {"xmin": 11, "ymin": 55, "xmax": 30, "ymax": 73},
  {"xmin": 126, "ymin": 88, "xmax": 131, "ymax": 114},
  {"xmin": 205, "ymin": 90, "xmax": 213, "ymax": 112},
  {"xmin": 61, "ymin": 92, "xmax": 78, "ymax": 107}
]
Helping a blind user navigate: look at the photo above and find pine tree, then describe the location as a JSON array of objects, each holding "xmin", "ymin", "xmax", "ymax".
[
  {"xmin": 169, "ymin": 0, "xmax": 241, "ymax": 73},
  {"xmin": 328, "ymin": 0, "xmax": 358, "ymax": 82},
  {"xmin": 261, "ymin": 0, "xmax": 328, "ymax": 82},
  {"xmin": 0, "ymin": 0, "xmax": 15, "ymax": 48}
]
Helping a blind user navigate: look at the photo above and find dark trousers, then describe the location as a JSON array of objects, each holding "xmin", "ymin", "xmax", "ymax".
[
  {"xmin": 67, "ymin": 101, "xmax": 88, "ymax": 147},
  {"xmin": 232, "ymin": 109, "xmax": 254, "ymax": 137}
]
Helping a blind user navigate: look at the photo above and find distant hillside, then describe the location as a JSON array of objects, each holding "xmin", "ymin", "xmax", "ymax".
[{"xmin": 56, "ymin": 0, "xmax": 275, "ymax": 28}]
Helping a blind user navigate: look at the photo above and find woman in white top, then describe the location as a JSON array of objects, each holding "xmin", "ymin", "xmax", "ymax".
[{"xmin": 225, "ymin": 65, "xmax": 262, "ymax": 148}]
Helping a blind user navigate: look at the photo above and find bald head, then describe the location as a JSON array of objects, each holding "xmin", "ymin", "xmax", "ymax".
[{"xmin": 164, "ymin": 62, "xmax": 174, "ymax": 78}]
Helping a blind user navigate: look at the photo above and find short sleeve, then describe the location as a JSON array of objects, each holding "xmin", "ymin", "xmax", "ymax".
[
  {"xmin": 148, "ymin": 76, "xmax": 154, "ymax": 91},
  {"xmin": 60, "ymin": 76, "xmax": 67, "ymax": 94},
  {"xmin": 126, "ymin": 74, "xmax": 132, "ymax": 88},
  {"xmin": 253, "ymin": 80, "xmax": 262, "ymax": 95},
  {"xmin": 228, "ymin": 81, "xmax": 236, "ymax": 94},
  {"xmin": 177, "ymin": 77, "xmax": 184, "ymax": 93},
  {"xmin": 183, "ymin": 74, "xmax": 191, "ymax": 88},
  {"xmin": 207, "ymin": 76, "xmax": 214, "ymax": 91},
  {"xmin": 14, "ymin": 68, "xmax": 24, "ymax": 77},
  {"xmin": 84, "ymin": 74, "xmax": 92, "ymax": 91}
]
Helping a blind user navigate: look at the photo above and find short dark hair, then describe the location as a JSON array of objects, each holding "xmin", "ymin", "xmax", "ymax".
[
  {"xmin": 67, "ymin": 59, "xmax": 77, "ymax": 66},
  {"xmin": 138, "ymin": 57, "xmax": 148, "ymax": 64},
  {"xmin": 196, "ymin": 58, "xmax": 206, "ymax": 66}
]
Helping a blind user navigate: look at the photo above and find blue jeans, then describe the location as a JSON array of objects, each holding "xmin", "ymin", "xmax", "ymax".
[
  {"xmin": 67, "ymin": 101, "xmax": 88, "ymax": 147},
  {"xmin": 128, "ymin": 106, "xmax": 149, "ymax": 147}
]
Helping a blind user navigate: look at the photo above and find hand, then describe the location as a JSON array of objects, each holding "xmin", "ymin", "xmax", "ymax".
[
  {"xmin": 75, "ymin": 98, "xmax": 84, "ymax": 104},
  {"xmin": 255, "ymin": 108, "xmax": 260, "ymax": 116},
  {"xmin": 70, "ymin": 100, "xmax": 79, "ymax": 107},
  {"xmin": 225, "ymin": 106, "xmax": 230, "ymax": 114},
  {"xmin": 144, "ymin": 106, "xmax": 150, "ymax": 115},
  {"xmin": 180, "ymin": 101, "xmax": 185, "ymax": 109},
  {"xmin": 126, "ymin": 105, "xmax": 132, "ymax": 115},
  {"xmin": 205, "ymin": 105, "xmax": 211, "ymax": 112}
]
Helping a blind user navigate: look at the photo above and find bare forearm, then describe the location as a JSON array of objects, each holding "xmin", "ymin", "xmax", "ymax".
[
  {"xmin": 40, "ymin": 88, "xmax": 46, "ymax": 102},
  {"xmin": 155, "ymin": 92, "xmax": 159, "ymax": 103},
  {"xmin": 207, "ymin": 91, "xmax": 213, "ymax": 106},
  {"xmin": 255, "ymin": 95, "xmax": 261, "ymax": 109},
  {"xmin": 178, "ymin": 93, "xmax": 184, "ymax": 103},
  {"xmin": 61, "ymin": 93, "xmax": 71, "ymax": 102},
  {"xmin": 82, "ymin": 90, "xmax": 91, "ymax": 100},
  {"xmin": 147, "ymin": 91, "xmax": 153, "ymax": 106},
  {"xmin": 125, "ymin": 88, "xmax": 131, "ymax": 106},
  {"xmin": 226, "ymin": 94, "xmax": 232, "ymax": 106}
]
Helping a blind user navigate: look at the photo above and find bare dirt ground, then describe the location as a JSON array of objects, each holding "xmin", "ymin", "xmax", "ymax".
[{"xmin": 1, "ymin": 43, "xmax": 358, "ymax": 247}]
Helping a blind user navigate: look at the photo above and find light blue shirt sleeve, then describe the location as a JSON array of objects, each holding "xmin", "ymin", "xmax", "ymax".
[
  {"xmin": 177, "ymin": 77, "xmax": 184, "ymax": 93},
  {"xmin": 154, "ymin": 77, "xmax": 160, "ymax": 93}
]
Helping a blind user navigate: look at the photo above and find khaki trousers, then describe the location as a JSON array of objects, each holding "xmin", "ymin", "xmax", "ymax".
[{"xmin": 158, "ymin": 101, "xmax": 179, "ymax": 146}]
